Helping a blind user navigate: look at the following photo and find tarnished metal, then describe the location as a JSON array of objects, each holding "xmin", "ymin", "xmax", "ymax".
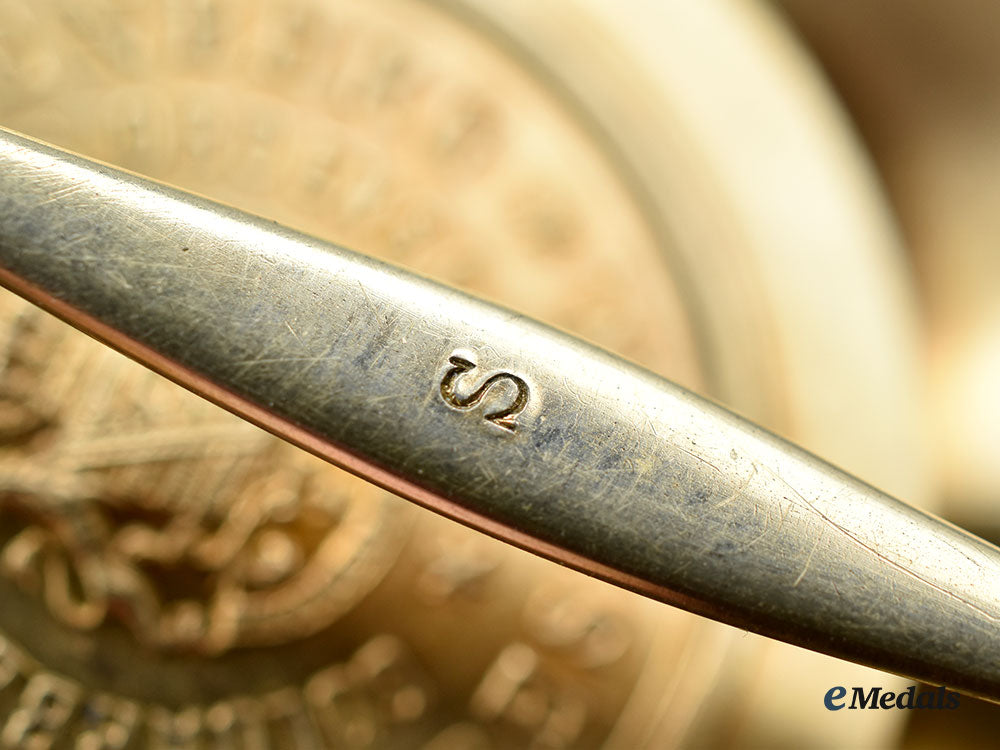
[{"xmin": 0, "ymin": 127, "xmax": 998, "ymax": 706}]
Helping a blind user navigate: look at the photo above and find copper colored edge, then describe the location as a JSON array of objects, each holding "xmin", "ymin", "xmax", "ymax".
[{"xmin": 0, "ymin": 265, "xmax": 722, "ymax": 621}]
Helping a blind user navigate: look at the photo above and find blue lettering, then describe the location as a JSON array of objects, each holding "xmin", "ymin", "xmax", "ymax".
[{"xmin": 824, "ymin": 686, "xmax": 846, "ymax": 711}]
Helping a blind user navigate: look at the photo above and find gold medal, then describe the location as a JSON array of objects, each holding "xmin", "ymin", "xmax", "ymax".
[{"xmin": 0, "ymin": 1, "xmax": 929, "ymax": 747}]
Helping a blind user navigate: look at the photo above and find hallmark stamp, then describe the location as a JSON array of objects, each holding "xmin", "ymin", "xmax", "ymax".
[{"xmin": 439, "ymin": 355, "xmax": 529, "ymax": 432}]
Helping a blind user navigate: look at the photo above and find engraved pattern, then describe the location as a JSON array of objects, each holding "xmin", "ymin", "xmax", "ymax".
[
  {"xmin": 0, "ymin": 300, "xmax": 406, "ymax": 654},
  {"xmin": 0, "ymin": 632, "xmax": 434, "ymax": 749}
]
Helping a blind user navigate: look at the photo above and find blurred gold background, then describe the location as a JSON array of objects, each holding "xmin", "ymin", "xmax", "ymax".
[{"xmin": 0, "ymin": 0, "xmax": 996, "ymax": 747}]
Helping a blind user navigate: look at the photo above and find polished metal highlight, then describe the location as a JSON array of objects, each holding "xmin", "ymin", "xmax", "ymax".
[{"xmin": 0, "ymin": 127, "xmax": 998, "ymax": 702}]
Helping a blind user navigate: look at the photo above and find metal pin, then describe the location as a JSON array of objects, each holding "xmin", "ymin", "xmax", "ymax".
[{"xmin": 0, "ymin": 127, "xmax": 997, "ymax": 701}]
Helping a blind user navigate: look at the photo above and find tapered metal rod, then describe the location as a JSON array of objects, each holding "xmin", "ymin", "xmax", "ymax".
[{"xmin": 0, "ymin": 127, "xmax": 998, "ymax": 700}]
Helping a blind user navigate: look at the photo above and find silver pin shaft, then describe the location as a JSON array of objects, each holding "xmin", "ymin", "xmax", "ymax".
[{"xmin": 0, "ymin": 127, "xmax": 998, "ymax": 700}]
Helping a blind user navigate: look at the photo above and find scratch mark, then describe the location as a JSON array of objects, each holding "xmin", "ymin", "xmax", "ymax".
[
  {"xmin": 672, "ymin": 443, "xmax": 721, "ymax": 475},
  {"xmin": 739, "ymin": 503, "xmax": 771, "ymax": 550},
  {"xmin": 712, "ymin": 462, "xmax": 758, "ymax": 510},
  {"xmin": 231, "ymin": 356, "xmax": 330, "ymax": 367},
  {"xmin": 35, "ymin": 181, "xmax": 87, "ymax": 206},
  {"xmin": 793, "ymin": 530, "xmax": 823, "ymax": 587},
  {"xmin": 356, "ymin": 280, "xmax": 378, "ymax": 317},
  {"xmin": 284, "ymin": 321, "xmax": 302, "ymax": 344},
  {"xmin": 759, "ymin": 463, "xmax": 998, "ymax": 621}
]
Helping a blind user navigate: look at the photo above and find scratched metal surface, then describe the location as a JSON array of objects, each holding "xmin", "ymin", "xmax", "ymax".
[
  {"xmin": 0, "ymin": 1, "xmax": 953, "ymax": 747},
  {"xmin": 2, "ymin": 129, "xmax": 999, "ymax": 704}
]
